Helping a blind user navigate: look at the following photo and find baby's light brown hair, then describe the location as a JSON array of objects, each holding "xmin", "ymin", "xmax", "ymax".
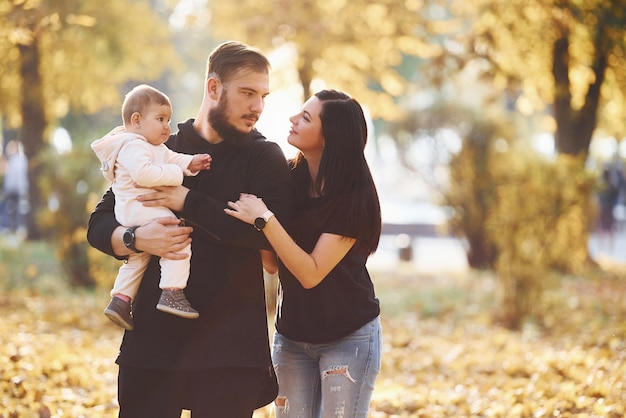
[{"xmin": 121, "ymin": 84, "xmax": 172, "ymax": 125}]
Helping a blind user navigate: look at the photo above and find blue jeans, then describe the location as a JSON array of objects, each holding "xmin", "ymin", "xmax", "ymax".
[{"xmin": 272, "ymin": 316, "xmax": 382, "ymax": 418}]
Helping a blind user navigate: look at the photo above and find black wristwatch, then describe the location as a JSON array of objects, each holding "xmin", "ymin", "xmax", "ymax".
[
  {"xmin": 123, "ymin": 226, "xmax": 142, "ymax": 253},
  {"xmin": 254, "ymin": 210, "xmax": 274, "ymax": 231}
]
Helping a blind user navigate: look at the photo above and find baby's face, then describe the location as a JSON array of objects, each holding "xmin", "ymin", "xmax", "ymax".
[{"xmin": 136, "ymin": 103, "xmax": 172, "ymax": 146}]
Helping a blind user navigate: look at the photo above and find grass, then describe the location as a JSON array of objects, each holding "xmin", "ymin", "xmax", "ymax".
[{"xmin": 0, "ymin": 234, "xmax": 65, "ymax": 293}]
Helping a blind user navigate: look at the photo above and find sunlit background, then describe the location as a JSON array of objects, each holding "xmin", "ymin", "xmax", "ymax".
[
  {"xmin": 1, "ymin": 0, "xmax": 625, "ymax": 303},
  {"xmin": 1, "ymin": 0, "xmax": 625, "ymax": 308},
  {"xmin": 1, "ymin": 1, "xmax": 626, "ymax": 416}
]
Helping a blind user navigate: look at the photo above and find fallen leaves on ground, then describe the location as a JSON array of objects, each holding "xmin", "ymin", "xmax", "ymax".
[
  {"xmin": 371, "ymin": 270, "xmax": 626, "ymax": 418},
  {"xmin": 0, "ymin": 292, "xmax": 119, "ymax": 417},
  {"xmin": 1, "ymin": 270, "xmax": 624, "ymax": 417}
]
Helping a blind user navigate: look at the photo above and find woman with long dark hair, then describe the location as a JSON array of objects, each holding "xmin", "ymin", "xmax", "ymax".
[{"xmin": 226, "ymin": 89, "xmax": 382, "ymax": 418}]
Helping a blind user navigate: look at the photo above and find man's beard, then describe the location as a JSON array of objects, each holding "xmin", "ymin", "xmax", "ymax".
[{"xmin": 208, "ymin": 94, "xmax": 254, "ymax": 148}]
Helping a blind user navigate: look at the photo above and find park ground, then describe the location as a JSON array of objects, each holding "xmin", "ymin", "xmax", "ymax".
[{"xmin": 0, "ymin": 236, "xmax": 625, "ymax": 417}]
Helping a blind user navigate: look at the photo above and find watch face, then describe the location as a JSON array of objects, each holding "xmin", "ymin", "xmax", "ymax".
[
  {"xmin": 123, "ymin": 230, "xmax": 133, "ymax": 246},
  {"xmin": 254, "ymin": 217, "xmax": 266, "ymax": 230}
]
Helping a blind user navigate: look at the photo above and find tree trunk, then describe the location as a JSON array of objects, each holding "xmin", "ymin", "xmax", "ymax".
[
  {"xmin": 297, "ymin": 52, "xmax": 314, "ymax": 101},
  {"xmin": 576, "ymin": 21, "xmax": 608, "ymax": 154},
  {"xmin": 552, "ymin": 34, "xmax": 575, "ymax": 155},
  {"xmin": 552, "ymin": 24, "xmax": 608, "ymax": 157},
  {"xmin": 298, "ymin": 70, "xmax": 312, "ymax": 100},
  {"xmin": 18, "ymin": 37, "xmax": 46, "ymax": 240}
]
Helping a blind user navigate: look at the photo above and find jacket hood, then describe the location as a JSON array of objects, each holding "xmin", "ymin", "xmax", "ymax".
[{"xmin": 91, "ymin": 126, "xmax": 140, "ymax": 182}]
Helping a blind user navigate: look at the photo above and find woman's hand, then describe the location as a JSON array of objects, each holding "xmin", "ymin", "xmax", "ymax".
[
  {"xmin": 137, "ymin": 185, "xmax": 189, "ymax": 212},
  {"xmin": 134, "ymin": 217, "xmax": 193, "ymax": 259},
  {"xmin": 225, "ymin": 193, "xmax": 268, "ymax": 225}
]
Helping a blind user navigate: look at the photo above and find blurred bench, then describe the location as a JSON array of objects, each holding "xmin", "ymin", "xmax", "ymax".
[
  {"xmin": 381, "ymin": 223, "xmax": 446, "ymax": 261},
  {"xmin": 382, "ymin": 223, "xmax": 440, "ymax": 237}
]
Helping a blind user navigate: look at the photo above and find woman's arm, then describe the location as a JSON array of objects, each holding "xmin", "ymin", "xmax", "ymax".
[{"xmin": 226, "ymin": 194, "xmax": 355, "ymax": 289}]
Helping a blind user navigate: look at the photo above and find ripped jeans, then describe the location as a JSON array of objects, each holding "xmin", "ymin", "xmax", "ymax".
[{"xmin": 272, "ymin": 317, "xmax": 382, "ymax": 418}]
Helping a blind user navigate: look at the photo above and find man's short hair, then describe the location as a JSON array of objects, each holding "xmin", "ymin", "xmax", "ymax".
[{"xmin": 206, "ymin": 41, "xmax": 271, "ymax": 83}]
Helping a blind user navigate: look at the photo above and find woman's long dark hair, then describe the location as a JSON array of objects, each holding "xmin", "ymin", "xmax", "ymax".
[{"xmin": 291, "ymin": 89, "xmax": 381, "ymax": 255}]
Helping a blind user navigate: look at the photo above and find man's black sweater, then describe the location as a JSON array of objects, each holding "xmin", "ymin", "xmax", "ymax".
[{"xmin": 87, "ymin": 119, "xmax": 291, "ymax": 371}]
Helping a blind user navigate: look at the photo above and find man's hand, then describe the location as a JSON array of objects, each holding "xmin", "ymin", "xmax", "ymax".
[
  {"xmin": 134, "ymin": 217, "xmax": 193, "ymax": 260},
  {"xmin": 137, "ymin": 185, "xmax": 189, "ymax": 212}
]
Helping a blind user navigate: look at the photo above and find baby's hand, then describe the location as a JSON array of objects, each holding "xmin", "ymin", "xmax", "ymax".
[{"xmin": 189, "ymin": 153, "xmax": 212, "ymax": 171}]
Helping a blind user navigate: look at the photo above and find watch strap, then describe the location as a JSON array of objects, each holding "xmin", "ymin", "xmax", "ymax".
[{"xmin": 260, "ymin": 210, "xmax": 274, "ymax": 222}]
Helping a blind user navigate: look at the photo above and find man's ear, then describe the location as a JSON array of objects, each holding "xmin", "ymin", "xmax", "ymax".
[{"xmin": 207, "ymin": 77, "xmax": 220, "ymax": 100}]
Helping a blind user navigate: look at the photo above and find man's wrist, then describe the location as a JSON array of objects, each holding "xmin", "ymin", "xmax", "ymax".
[{"xmin": 123, "ymin": 225, "xmax": 143, "ymax": 253}]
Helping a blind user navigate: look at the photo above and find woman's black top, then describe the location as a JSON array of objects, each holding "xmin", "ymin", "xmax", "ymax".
[{"xmin": 275, "ymin": 196, "xmax": 380, "ymax": 344}]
